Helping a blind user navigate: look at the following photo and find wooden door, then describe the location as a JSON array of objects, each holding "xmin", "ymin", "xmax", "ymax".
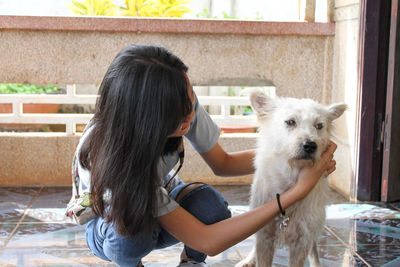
[
  {"xmin": 357, "ymin": 0, "xmax": 392, "ymax": 201},
  {"xmin": 381, "ymin": 0, "xmax": 400, "ymax": 202}
]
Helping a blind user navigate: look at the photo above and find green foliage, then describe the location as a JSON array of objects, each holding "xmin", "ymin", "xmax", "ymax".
[
  {"xmin": 195, "ymin": 9, "xmax": 240, "ymax": 20},
  {"xmin": 195, "ymin": 8, "xmax": 218, "ymax": 19},
  {"xmin": 118, "ymin": 0, "xmax": 148, "ymax": 16},
  {"xmin": 221, "ymin": 11, "xmax": 239, "ymax": 20},
  {"xmin": 69, "ymin": 0, "xmax": 117, "ymax": 16},
  {"xmin": 196, "ymin": 8, "xmax": 264, "ymax": 20},
  {"xmin": 225, "ymin": 86, "xmax": 253, "ymax": 115},
  {"xmin": 69, "ymin": 0, "xmax": 192, "ymax": 17},
  {"xmin": 243, "ymin": 105, "xmax": 253, "ymax": 114},
  {"xmin": 254, "ymin": 12, "xmax": 264, "ymax": 21},
  {"xmin": 0, "ymin": 84, "xmax": 61, "ymax": 94},
  {"xmin": 119, "ymin": 0, "xmax": 191, "ymax": 17}
]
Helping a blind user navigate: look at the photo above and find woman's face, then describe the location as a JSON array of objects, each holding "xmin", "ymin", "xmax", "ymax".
[{"xmin": 169, "ymin": 74, "xmax": 195, "ymax": 137}]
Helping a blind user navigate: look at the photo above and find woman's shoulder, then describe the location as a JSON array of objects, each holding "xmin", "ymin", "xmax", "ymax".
[{"xmin": 76, "ymin": 123, "xmax": 95, "ymax": 152}]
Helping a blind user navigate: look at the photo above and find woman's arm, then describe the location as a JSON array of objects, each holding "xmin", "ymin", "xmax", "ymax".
[
  {"xmin": 200, "ymin": 142, "xmax": 256, "ymax": 177},
  {"xmin": 158, "ymin": 141, "xmax": 337, "ymax": 256}
]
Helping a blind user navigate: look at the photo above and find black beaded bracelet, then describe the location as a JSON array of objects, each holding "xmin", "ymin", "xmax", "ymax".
[{"xmin": 276, "ymin": 193, "xmax": 285, "ymax": 216}]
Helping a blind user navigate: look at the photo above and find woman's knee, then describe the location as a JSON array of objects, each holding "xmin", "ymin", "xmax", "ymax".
[
  {"xmin": 175, "ymin": 183, "xmax": 204, "ymax": 202},
  {"xmin": 177, "ymin": 183, "xmax": 232, "ymax": 224}
]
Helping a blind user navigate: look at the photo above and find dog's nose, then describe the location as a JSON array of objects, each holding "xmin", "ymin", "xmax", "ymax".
[{"xmin": 301, "ymin": 141, "xmax": 317, "ymax": 154}]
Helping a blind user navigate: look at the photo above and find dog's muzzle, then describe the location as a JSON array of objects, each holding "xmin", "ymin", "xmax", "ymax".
[{"xmin": 299, "ymin": 141, "xmax": 317, "ymax": 159}]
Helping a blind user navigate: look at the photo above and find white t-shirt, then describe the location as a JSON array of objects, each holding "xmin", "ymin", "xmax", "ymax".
[{"xmin": 75, "ymin": 95, "xmax": 220, "ymax": 217}]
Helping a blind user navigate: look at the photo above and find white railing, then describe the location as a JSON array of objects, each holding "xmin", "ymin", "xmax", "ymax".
[{"xmin": 0, "ymin": 85, "xmax": 257, "ymax": 135}]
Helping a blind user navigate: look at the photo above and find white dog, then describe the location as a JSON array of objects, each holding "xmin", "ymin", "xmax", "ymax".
[{"xmin": 236, "ymin": 91, "xmax": 346, "ymax": 267}]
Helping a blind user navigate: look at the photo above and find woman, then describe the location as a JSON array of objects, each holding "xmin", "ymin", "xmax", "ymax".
[{"xmin": 74, "ymin": 44, "xmax": 337, "ymax": 267}]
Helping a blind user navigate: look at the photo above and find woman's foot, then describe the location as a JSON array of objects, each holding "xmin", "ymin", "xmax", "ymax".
[
  {"xmin": 178, "ymin": 249, "xmax": 207, "ymax": 266},
  {"xmin": 177, "ymin": 260, "xmax": 207, "ymax": 266}
]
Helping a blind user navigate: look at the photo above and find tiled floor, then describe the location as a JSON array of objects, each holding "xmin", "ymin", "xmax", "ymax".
[{"xmin": 1, "ymin": 186, "xmax": 400, "ymax": 267}]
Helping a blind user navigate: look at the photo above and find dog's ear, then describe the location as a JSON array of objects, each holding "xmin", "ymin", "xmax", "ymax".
[
  {"xmin": 327, "ymin": 103, "xmax": 347, "ymax": 120},
  {"xmin": 249, "ymin": 90, "xmax": 274, "ymax": 119}
]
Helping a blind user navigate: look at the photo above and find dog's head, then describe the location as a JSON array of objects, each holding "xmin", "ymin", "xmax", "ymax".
[{"xmin": 250, "ymin": 90, "xmax": 347, "ymax": 164}]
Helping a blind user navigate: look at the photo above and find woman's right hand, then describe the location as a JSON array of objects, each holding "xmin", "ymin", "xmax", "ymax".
[{"xmin": 291, "ymin": 140, "xmax": 337, "ymax": 201}]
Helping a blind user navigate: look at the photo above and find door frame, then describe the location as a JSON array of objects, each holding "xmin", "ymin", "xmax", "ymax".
[
  {"xmin": 381, "ymin": 0, "xmax": 400, "ymax": 202},
  {"xmin": 356, "ymin": 0, "xmax": 392, "ymax": 201}
]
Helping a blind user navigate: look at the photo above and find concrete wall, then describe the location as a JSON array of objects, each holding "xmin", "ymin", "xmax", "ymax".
[
  {"xmin": 0, "ymin": 17, "xmax": 334, "ymax": 100},
  {"xmin": 329, "ymin": 0, "xmax": 360, "ymax": 200},
  {"xmin": 0, "ymin": 133, "xmax": 257, "ymax": 186},
  {"xmin": 0, "ymin": 16, "xmax": 340, "ymax": 187}
]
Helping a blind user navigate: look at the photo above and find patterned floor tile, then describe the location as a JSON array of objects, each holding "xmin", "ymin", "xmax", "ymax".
[
  {"xmin": 0, "ymin": 209, "xmax": 25, "ymax": 224},
  {"xmin": 356, "ymin": 244, "xmax": 400, "ymax": 266},
  {"xmin": 316, "ymin": 245, "xmax": 366, "ymax": 266},
  {"xmin": 0, "ymin": 223, "xmax": 16, "ymax": 249},
  {"xmin": 0, "ymin": 248, "xmax": 114, "ymax": 267},
  {"xmin": 29, "ymin": 187, "xmax": 71, "ymax": 209},
  {"xmin": 0, "ymin": 223, "xmax": 94, "ymax": 266},
  {"xmin": 389, "ymin": 202, "xmax": 400, "ymax": 211},
  {"xmin": 382, "ymin": 257, "xmax": 400, "ymax": 267},
  {"xmin": 0, "ymin": 187, "xmax": 40, "ymax": 223},
  {"xmin": 232, "ymin": 242, "xmax": 365, "ymax": 267},
  {"xmin": 22, "ymin": 187, "xmax": 74, "ymax": 223},
  {"xmin": 326, "ymin": 218, "xmax": 400, "ymax": 246},
  {"xmin": 326, "ymin": 203, "xmax": 400, "ymax": 220},
  {"xmin": 354, "ymin": 206, "xmax": 400, "ymax": 220},
  {"xmin": 320, "ymin": 226, "xmax": 348, "ymax": 245},
  {"xmin": 6, "ymin": 223, "xmax": 86, "ymax": 248},
  {"xmin": 1, "ymin": 186, "xmax": 400, "ymax": 267}
]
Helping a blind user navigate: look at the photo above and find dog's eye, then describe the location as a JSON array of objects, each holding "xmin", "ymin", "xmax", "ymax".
[
  {"xmin": 285, "ymin": 119, "xmax": 296, "ymax": 127},
  {"xmin": 315, "ymin": 123, "xmax": 324, "ymax": 130}
]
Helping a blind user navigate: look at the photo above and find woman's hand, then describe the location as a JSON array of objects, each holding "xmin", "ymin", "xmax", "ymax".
[{"xmin": 291, "ymin": 140, "xmax": 337, "ymax": 201}]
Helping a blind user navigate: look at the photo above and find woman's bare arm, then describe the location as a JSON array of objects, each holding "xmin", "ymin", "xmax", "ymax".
[{"xmin": 200, "ymin": 142, "xmax": 256, "ymax": 177}]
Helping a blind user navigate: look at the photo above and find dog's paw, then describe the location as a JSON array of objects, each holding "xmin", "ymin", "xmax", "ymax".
[
  {"xmin": 235, "ymin": 259, "xmax": 255, "ymax": 267},
  {"xmin": 235, "ymin": 248, "xmax": 256, "ymax": 267}
]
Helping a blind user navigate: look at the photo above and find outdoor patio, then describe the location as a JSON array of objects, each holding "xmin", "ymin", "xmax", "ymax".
[
  {"xmin": 1, "ymin": 185, "xmax": 400, "ymax": 267},
  {"xmin": 1, "ymin": 0, "xmax": 399, "ymax": 266}
]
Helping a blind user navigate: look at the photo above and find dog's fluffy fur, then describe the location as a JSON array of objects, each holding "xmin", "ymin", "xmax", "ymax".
[{"xmin": 236, "ymin": 91, "xmax": 346, "ymax": 267}]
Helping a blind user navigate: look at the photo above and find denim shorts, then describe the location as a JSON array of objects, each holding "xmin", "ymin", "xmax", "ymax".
[{"xmin": 85, "ymin": 180, "xmax": 232, "ymax": 267}]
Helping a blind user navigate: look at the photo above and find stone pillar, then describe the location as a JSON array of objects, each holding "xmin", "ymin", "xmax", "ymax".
[{"xmin": 299, "ymin": 0, "xmax": 316, "ymax": 22}]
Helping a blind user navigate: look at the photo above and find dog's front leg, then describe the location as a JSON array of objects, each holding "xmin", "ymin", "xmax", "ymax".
[
  {"xmin": 255, "ymin": 224, "xmax": 276, "ymax": 267},
  {"xmin": 288, "ymin": 242, "xmax": 310, "ymax": 267},
  {"xmin": 307, "ymin": 241, "xmax": 321, "ymax": 267},
  {"xmin": 235, "ymin": 248, "xmax": 255, "ymax": 267}
]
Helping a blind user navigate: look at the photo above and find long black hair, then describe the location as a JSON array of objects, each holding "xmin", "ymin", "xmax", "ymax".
[{"xmin": 79, "ymin": 44, "xmax": 193, "ymax": 236}]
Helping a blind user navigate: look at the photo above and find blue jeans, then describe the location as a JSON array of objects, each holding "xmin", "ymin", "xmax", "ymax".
[{"xmin": 85, "ymin": 182, "xmax": 232, "ymax": 267}]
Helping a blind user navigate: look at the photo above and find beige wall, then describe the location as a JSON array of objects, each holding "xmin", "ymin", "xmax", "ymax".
[
  {"xmin": 0, "ymin": 133, "xmax": 257, "ymax": 186},
  {"xmin": 0, "ymin": 134, "xmax": 80, "ymax": 186},
  {"xmin": 0, "ymin": 17, "xmax": 343, "ymax": 188},
  {"xmin": 1, "ymin": 31, "xmax": 333, "ymax": 100},
  {"xmin": 328, "ymin": 0, "xmax": 360, "ymax": 199}
]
